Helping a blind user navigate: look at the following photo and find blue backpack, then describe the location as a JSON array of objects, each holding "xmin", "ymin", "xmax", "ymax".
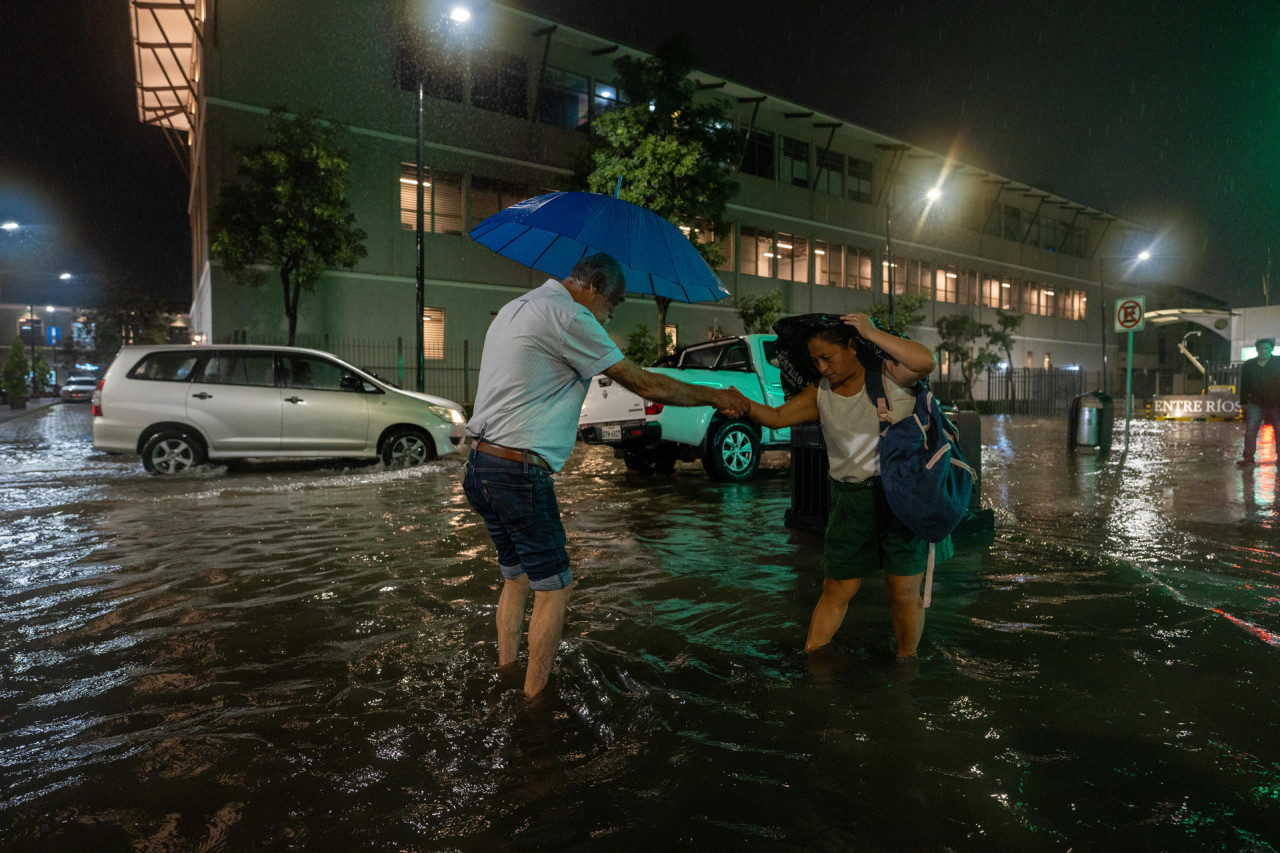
[{"xmin": 862, "ymin": 362, "xmax": 975, "ymax": 544}]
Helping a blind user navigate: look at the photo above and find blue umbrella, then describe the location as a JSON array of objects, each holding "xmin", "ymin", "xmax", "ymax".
[{"xmin": 468, "ymin": 191, "xmax": 730, "ymax": 303}]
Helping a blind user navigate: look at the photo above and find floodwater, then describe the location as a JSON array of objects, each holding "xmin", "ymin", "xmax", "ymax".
[{"xmin": 1, "ymin": 404, "xmax": 1277, "ymax": 851}]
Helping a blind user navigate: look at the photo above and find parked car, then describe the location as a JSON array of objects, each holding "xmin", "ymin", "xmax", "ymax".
[
  {"xmin": 92, "ymin": 345, "xmax": 467, "ymax": 474},
  {"xmin": 59, "ymin": 374, "xmax": 100, "ymax": 403},
  {"xmin": 577, "ymin": 334, "xmax": 790, "ymax": 481}
]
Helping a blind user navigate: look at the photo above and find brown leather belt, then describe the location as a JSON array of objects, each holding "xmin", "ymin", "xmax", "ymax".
[{"xmin": 473, "ymin": 440, "xmax": 551, "ymax": 471}]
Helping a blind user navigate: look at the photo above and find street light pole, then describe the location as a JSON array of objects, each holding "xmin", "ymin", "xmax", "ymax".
[
  {"xmin": 885, "ymin": 204, "xmax": 895, "ymax": 332},
  {"xmin": 1099, "ymin": 259, "xmax": 1108, "ymax": 394},
  {"xmin": 27, "ymin": 303, "xmax": 36, "ymax": 398},
  {"xmin": 415, "ymin": 78, "xmax": 426, "ymax": 393}
]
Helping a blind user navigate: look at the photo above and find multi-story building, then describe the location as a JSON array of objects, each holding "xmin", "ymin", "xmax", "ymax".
[{"xmin": 131, "ymin": 0, "xmax": 1162, "ymax": 401}]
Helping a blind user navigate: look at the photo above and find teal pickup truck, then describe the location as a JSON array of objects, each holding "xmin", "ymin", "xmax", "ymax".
[{"xmin": 577, "ymin": 334, "xmax": 790, "ymax": 481}]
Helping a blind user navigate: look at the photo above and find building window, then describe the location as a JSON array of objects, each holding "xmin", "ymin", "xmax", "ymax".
[
  {"xmin": 776, "ymin": 233, "xmax": 809, "ymax": 282},
  {"xmin": 593, "ymin": 81, "xmax": 622, "ymax": 117},
  {"xmin": 847, "ymin": 157, "xmax": 873, "ymax": 203},
  {"xmin": 883, "ymin": 255, "xmax": 906, "ymax": 296},
  {"xmin": 1043, "ymin": 353, "xmax": 1052, "ymax": 370},
  {"xmin": 740, "ymin": 129, "xmax": 775, "ymax": 180},
  {"xmin": 957, "ymin": 269, "xmax": 979, "ymax": 305},
  {"xmin": 664, "ymin": 324, "xmax": 678, "ymax": 354},
  {"xmin": 395, "ymin": 43, "xmax": 462, "ymax": 102},
  {"xmin": 815, "ymin": 150, "xmax": 843, "ymax": 196},
  {"xmin": 1026, "ymin": 350, "xmax": 1034, "ymax": 369},
  {"xmin": 815, "ymin": 240, "xmax": 841, "ymax": 286},
  {"xmin": 934, "ymin": 268, "xmax": 958, "ymax": 303},
  {"xmin": 781, "ymin": 136, "xmax": 810, "ymax": 188},
  {"xmin": 983, "ymin": 276, "xmax": 1014, "ymax": 310},
  {"xmin": 539, "ymin": 67, "xmax": 589, "ymax": 129},
  {"xmin": 845, "ymin": 246, "xmax": 872, "ymax": 290},
  {"xmin": 1063, "ymin": 289, "xmax": 1087, "ymax": 321},
  {"xmin": 470, "ymin": 177, "xmax": 530, "ymax": 229},
  {"xmin": 423, "ymin": 307, "xmax": 445, "ymax": 361},
  {"xmin": 472, "ymin": 51, "xmax": 528, "ymax": 118},
  {"xmin": 739, "ymin": 226, "xmax": 775, "ymax": 277},
  {"xmin": 696, "ymin": 224, "xmax": 735, "ymax": 272},
  {"xmin": 1002, "ymin": 204, "xmax": 1023, "ymax": 241},
  {"xmin": 400, "ymin": 164, "xmax": 464, "ymax": 234}
]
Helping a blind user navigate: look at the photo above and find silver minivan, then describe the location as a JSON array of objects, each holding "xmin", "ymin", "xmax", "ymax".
[{"xmin": 93, "ymin": 345, "xmax": 467, "ymax": 474}]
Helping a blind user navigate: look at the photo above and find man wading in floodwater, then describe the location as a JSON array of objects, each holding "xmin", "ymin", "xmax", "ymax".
[{"xmin": 463, "ymin": 253, "xmax": 748, "ymax": 698}]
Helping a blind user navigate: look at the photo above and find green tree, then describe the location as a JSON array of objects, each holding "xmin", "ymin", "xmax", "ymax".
[
  {"xmin": 31, "ymin": 349, "xmax": 51, "ymax": 396},
  {"xmin": 868, "ymin": 292, "xmax": 929, "ymax": 332},
  {"xmin": 935, "ymin": 314, "xmax": 998, "ymax": 406},
  {"xmin": 624, "ymin": 324, "xmax": 660, "ymax": 365},
  {"xmin": 81, "ymin": 281, "xmax": 171, "ymax": 362},
  {"xmin": 988, "ymin": 309, "xmax": 1025, "ymax": 411},
  {"xmin": 211, "ymin": 109, "xmax": 367, "ymax": 346},
  {"xmin": 571, "ymin": 35, "xmax": 743, "ymax": 354},
  {"xmin": 2, "ymin": 339, "xmax": 30, "ymax": 402},
  {"xmin": 733, "ymin": 288, "xmax": 783, "ymax": 334}
]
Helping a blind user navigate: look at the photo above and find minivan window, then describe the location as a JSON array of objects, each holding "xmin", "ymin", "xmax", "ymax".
[
  {"xmin": 196, "ymin": 352, "xmax": 277, "ymax": 387},
  {"xmin": 127, "ymin": 352, "xmax": 200, "ymax": 382},
  {"xmin": 281, "ymin": 355, "xmax": 360, "ymax": 392}
]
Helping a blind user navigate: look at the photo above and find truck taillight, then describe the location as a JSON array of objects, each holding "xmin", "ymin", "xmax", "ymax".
[
  {"xmin": 91, "ymin": 380, "xmax": 104, "ymax": 417},
  {"xmin": 644, "ymin": 401, "xmax": 663, "ymax": 416}
]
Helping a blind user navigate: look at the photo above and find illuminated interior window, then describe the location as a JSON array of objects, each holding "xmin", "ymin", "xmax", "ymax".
[{"xmin": 423, "ymin": 307, "xmax": 445, "ymax": 361}]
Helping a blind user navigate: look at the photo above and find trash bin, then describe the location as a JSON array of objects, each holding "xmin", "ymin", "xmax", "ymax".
[
  {"xmin": 1068, "ymin": 392, "xmax": 1113, "ymax": 453},
  {"xmin": 784, "ymin": 421, "xmax": 829, "ymax": 533}
]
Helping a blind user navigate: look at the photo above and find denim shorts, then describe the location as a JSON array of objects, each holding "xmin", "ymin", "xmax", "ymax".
[{"xmin": 462, "ymin": 449, "xmax": 573, "ymax": 591}]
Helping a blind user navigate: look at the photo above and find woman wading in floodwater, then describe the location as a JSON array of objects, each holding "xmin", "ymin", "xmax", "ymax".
[{"xmin": 726, "ymin": 313, "xmax": 951, "ymax": 658}]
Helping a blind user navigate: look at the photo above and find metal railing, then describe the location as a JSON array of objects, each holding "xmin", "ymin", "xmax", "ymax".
[{"xmin": 217, "ymin": 334, "xmax": 481, "ymax": 404}]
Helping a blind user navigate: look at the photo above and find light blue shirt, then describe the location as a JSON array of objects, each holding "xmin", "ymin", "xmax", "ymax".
[{"xmin": 467, "ymin": 280, "xmax": 624, "ymax": 471}]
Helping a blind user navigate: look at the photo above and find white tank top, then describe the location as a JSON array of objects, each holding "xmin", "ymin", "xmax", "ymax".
[{"xmin": 817, "ymin": 370, "xmax": 917, "ymax": 483}]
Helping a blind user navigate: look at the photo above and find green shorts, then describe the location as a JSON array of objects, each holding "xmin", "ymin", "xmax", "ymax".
[{"xmin": 823, "ymin": 476, "xmax": 954, "ymax": 579}]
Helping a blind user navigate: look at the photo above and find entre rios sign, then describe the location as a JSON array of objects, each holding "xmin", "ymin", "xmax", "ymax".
[{"xmin": 1151, "ymin": 394, "xmax": 1241, "ymax": 419}]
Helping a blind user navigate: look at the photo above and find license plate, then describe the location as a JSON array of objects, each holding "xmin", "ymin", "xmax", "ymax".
[{"xmin": 601, "ymin": 424, "xmax": 622, "ymax": 441}]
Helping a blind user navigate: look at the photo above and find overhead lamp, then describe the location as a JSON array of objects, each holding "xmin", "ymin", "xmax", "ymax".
[
  {"xmin": 1, "ymin": 221, "xmax": 17, "ymax": 231},
  {"xmin": 449, "ymin": 6, "xmax": 471, "ymax": 23},
  {"xmin": 814, "ymin": 249, "xmax": 826, "ymax": 256},
  {"xmin": 60, "ymin": 272, "xmax": 72, "ymax": 280},
  {"xmin": 946, "ymin": 272, "xmax": 957, "ymax": 279}
]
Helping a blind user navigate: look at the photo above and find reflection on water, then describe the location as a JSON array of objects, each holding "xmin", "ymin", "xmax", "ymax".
[{"xmin": 0, "ymin": 406, "xmax": 1278, "ymax": 849}]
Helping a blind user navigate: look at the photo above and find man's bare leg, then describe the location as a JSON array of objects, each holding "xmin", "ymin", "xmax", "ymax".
[
  {"xmin": 524, "ymin": 586, "xmax": 571, "ymax": 698},
  {"xmin": 496, "ymin": 574, "xmax": 531, "ymax": 666},
  {"xmin": 885, "ymin": 573, "xmax": 925, "ymax": 658},
  {"xmin": 805, "ymin": 577, "xmax": 862, "ymax": 651}
]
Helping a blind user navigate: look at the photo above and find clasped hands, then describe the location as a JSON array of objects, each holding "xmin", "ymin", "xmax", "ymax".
[{"xmin": 713, "ymin": 386, "xmax": 753, "ymax": 418}]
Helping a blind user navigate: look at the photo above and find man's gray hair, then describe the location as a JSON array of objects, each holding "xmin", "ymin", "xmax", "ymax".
[{"xmin": 569, "ymin": 253, "xmax": 626, "ymax": 301}]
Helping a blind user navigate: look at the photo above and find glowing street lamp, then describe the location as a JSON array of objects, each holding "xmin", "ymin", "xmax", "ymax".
[
  {"xmin": 884, "ymin": 186, "xmax": 943, "ymax": 331},
  {"xmin": 414, "ymin": 6, "xmax": 471, "ymax": 392}
]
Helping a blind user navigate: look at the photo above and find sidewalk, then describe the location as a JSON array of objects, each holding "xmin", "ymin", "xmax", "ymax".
[{"xmin": 0, "ymin": 396, "xmax": 61, "ymax": 424}]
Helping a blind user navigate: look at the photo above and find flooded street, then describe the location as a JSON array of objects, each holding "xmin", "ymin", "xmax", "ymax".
[{"xmin": 1, "ymin": 403, "xmax": 1278, "ymax": 850}]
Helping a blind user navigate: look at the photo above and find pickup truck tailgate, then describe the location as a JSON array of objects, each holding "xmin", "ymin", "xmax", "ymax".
[{"xmin": 579, "ymin": 375, "xmax": 644, "ymax": 425}]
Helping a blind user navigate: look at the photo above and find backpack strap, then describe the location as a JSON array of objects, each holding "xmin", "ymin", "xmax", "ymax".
[{"xmin": 861, "ymin": 359, "xmax": 893, "ymax": 430}]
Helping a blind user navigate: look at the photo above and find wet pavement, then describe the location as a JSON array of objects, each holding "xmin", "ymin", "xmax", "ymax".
[{"xmin": 0, "ymin": 403, "xmax": 1277, "ymax": 850}]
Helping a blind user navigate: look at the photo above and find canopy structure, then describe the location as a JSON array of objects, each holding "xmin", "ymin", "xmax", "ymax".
[
  {"xmin": 130, "ymin": 0, "xmax": 204, "ymax": 175},
  {"xmin": 1144, "ymin": 308, "xmax": 1236, "ymax": 339}
]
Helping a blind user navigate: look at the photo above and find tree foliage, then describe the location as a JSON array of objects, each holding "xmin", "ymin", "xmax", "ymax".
[
  {"xmin": 734, "ymin": 288, "xmax": 783, "ymax": 334},
  {"xmin": 570, "ymin": 35, "xmax": 743, "ymax": 353},
  {"xmin": 935, "ymin": 314, "xmax": 1000, "ymax": 405},
  {"xmin": 2, "ymin": 339, "xmax": 30, "ymax": 401},
  {"xmin": 211, "ymin": 109, "xmax": 367, "ymax": 346},
  {"xmin": 81, "ymin": 280, "xmax": 172, "ymax": 362},
  {"xmin": 988, "ymin": 309, "xmax": 1025, "ymax": 405},
  {"xmin": 31, "ymin": 349, "xmax": 51, "ymax": 395},
  {"xmin": 868, "ymin": 293, "xmax": 930, "ymax": 332},
  {"xmin": 623, "ymin": 324, "xmax": 661, "ymax": 365}
]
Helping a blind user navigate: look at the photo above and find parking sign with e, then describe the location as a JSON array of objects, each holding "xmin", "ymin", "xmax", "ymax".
[{"xmin": 1115, "ymin": 296, "xmax": 1145, "ymax": 333}]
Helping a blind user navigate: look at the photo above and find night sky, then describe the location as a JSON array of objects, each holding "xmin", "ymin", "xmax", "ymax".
[{"xmin": 2, "ymin": 1, "xmax": 1277, "ymax": 308}]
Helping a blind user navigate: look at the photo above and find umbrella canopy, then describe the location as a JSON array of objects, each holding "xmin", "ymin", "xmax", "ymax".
[
  {"xmin": 468, "ymin": 191, "xmax": 731, "ymax": 303},
  {"xmin": 771, "ymin": 313, "xmax": 899, "ymax": 397}
]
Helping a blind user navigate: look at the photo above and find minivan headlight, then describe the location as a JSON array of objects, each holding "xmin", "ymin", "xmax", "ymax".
[{"xmin": 428, "ymin": 405, "xmax": 465, "ymax": 424}]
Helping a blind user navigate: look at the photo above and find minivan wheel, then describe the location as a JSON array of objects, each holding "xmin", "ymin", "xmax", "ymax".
[
  {"xmin": 141, "ymin": 430, "xmax": 207, "ymax": 475},
  {"xmin": 382, "ymin": 428, "xmax": 435, "ymax": 468}
]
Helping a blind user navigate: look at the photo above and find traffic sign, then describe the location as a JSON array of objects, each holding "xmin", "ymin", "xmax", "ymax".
[{"xmin": 1115, "ymin": 295, "xmax": 1146, "ymax": 333}]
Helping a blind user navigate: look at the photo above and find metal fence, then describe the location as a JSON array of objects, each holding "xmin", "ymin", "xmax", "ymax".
[
  {"xmin": 981, "ymin": 367, "xmax": 1091, "ymax": 416},
  {"xmin": 218, "ymin": 334, "xmax": 482, "ymax": 404}
]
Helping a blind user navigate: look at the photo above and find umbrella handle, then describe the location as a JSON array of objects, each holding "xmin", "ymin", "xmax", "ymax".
[{"xmin": 614, "ymin": 174, "xmax": 623, "ymax": 198}]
